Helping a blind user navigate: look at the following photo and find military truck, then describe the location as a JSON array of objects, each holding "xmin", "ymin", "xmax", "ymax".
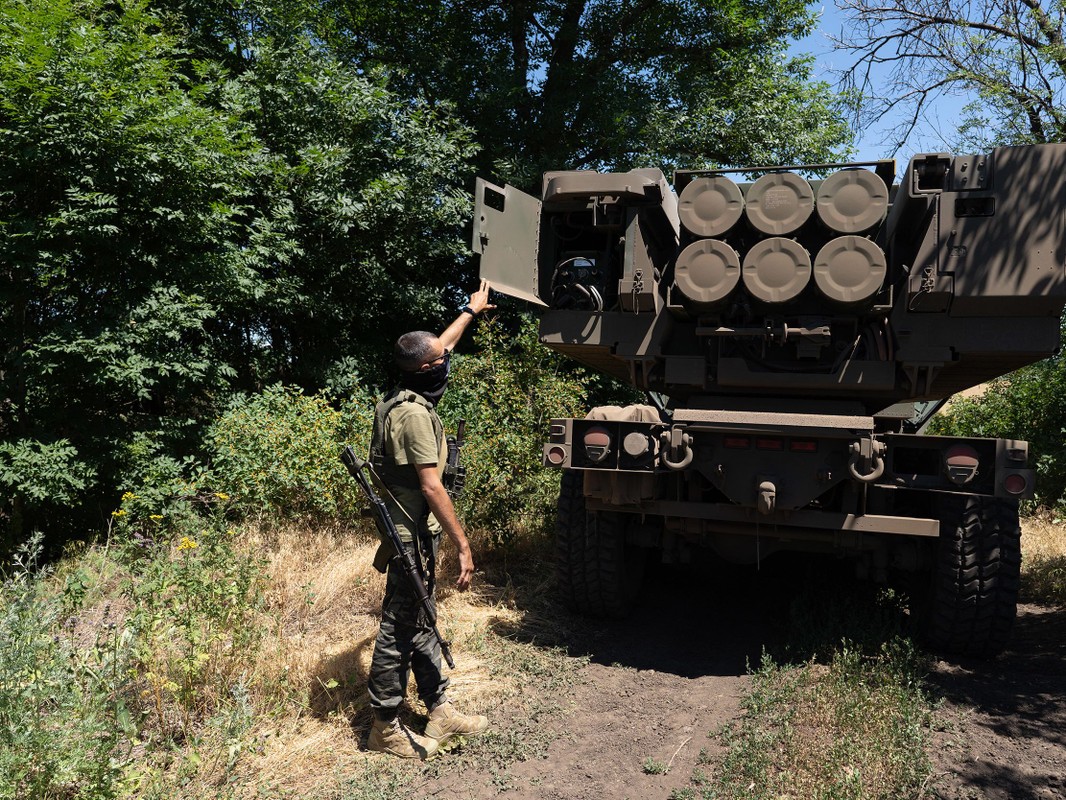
[{"xmin": 472, "ymin": 144, "xmax": 1066, "ymax": 656}]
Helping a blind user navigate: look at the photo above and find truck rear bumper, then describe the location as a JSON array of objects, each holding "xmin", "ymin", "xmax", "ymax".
[{"xmin": 586, "ymin": 496, "xmax": 939, "ymax": 538}]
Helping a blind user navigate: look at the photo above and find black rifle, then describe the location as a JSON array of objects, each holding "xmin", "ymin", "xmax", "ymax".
[
  {"xmin": 444, "ymin": 418, "xmax": 466, "ymax": 498},
  {"xmin": 340, "ymin": 445, "xmax": 455, "ymax": 669}
]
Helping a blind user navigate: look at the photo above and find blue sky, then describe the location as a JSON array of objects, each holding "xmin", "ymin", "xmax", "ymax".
[{"xmin": 795, "ymin": 3, "xmax": 974, "ymax": 164}]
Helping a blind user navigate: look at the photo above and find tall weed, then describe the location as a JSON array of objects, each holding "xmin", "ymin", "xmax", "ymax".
[
  {"xmin": 0, "ymin": 535, "xmax": 132, "ymax": 800},
  {"xmin": 119, "ymin": 505, "xmax": 267, "ymax": 739}
]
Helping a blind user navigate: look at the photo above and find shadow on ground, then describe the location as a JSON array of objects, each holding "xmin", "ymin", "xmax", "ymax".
[
  {"xmin": 488, "ymin": 551, "xmax": 908, "ymax": 678},
  {"xmin": 928, "ymin": 603, "xmax": 1066, "ymax": 800}
]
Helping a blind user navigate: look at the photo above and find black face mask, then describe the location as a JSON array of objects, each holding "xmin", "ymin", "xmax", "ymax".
[{"xmin": 399, "ymin": 351, "xmax": 451, "ymax": 405}]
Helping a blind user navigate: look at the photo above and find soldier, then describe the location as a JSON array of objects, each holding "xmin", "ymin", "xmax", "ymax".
[{"xmin": 366, "ymin": 279, "xmax": 495, "ymax": 760}]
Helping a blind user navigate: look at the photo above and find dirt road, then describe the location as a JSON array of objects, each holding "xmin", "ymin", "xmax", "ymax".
[
  {"xmin": 417, "ymin": 559, "xmax": 1066, "ymax": 799},
  {"xmin": 931, "ymin": 604, "xmax": 1066, "ymax": 800}
]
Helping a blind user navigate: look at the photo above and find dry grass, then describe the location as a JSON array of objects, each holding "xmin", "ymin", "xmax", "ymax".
[
  {"xmin": 1020, "ymin": 515, "xmax": 1066, "ymax": 606},
  {"xmin": 151, "ymin": 523, "xmax": 581, "ymax": 799}
]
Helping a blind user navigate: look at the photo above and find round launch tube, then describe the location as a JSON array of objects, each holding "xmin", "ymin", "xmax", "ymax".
[
  {"xmin": 744, "ymin": 173, "xmax": 814, "ymax": 236},
  {"xmin": 741, "ymin": 237, "xmax": 812, "ymax": 304},
  {"xmin": 678, "ymin": 176, "xmax": 745, "ymax": 237},
  {"xmin": 673, "ymin": 239, "xmax": 741, "ymax": 309},
  {"xmin": 816, "ymin": 169, "xmax": 888, "ymax": 234},
  {"xmin": 812, "ymin": 235, "xmax": 887, "ymax": 306}
]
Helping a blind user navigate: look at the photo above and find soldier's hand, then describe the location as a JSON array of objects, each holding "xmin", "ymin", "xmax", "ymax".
[
  {"xmin": 467, "ymin": 279, "xmax": 496, "ymax": 316},
  {"xmin": 456, "ymin": 548, "xmax": 474, "ymax": 592}
]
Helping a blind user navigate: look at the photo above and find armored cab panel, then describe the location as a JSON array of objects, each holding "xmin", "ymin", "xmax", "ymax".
[
  {"xmin": 942, "ymin": 146, "xmax": 1064, "ymax": 317},
  {"xmin": 472, "ymin": 178, "xmax": 547, "ymax": 307},
  {"xmin": 474, "ymin": 169, "xmax": 679, "ymax": 316}
]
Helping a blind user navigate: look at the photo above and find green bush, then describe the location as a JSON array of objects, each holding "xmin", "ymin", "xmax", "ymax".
[
  {"xmin": 205, "ymin": 383, "xmax": 375, "ymax": 522},
  {"xmin": 930, "ymin": 340, "xmax": 1066, "ymax": 509},
  {"xmin": 441, "ymin": 316, "xmax": 588, "ymax": 544}
]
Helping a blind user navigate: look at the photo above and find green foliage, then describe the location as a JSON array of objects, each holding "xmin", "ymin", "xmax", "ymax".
[
  {"xmin": 0, "ymin": 438, "xmax": 94, "ymax": 504},
  {"xmin": 930, "ymin": 344, "xmax": 1066, "ymax": 509},
  {"xmin": 441, "ymin": 316, "xmax": 588, "ymax": 544},
  {"xmin": 706, "ymin": 641, "xmax": 933, "ymax": 800},
  {"xmin": 0, "ymin": 0, "xmax": 475, "ymax": 543},
  {"xmin": 0, "ymin": 535, "xmax": 131, "ymax": 799},
  {"xmin": 119, "ymin": 510, "xmax": 266, "ymax": 739},
  {"xmin": 327, "ymin": 0, "xmax": 854, "ymax": 188},
  {"xmin": 205, "ymin": 384, "xmax": 375, "ymax": 522},
  {"xmin": 642, "ymin": 757, "xmax": 669, "ymax": 775},
  {"xmin": 0, "ymin": 514, "xmax": 279, "ymax": 796}
]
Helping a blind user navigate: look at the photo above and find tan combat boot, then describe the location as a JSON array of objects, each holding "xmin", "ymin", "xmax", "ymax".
[
  {"xmin": 424, "ymin": 701, "xmax": 489, "ymax": 749},
  {"xmin": 368, "ymin": 716, "xmax": 439, "ymax": 760}
]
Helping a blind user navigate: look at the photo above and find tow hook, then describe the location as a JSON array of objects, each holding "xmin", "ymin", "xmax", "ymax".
[
  {"xmin": 659, "ymin": 426, "xmax": 694, "ymax": 470},
  {"xmin": 848, "ymin": 437, "xmax": 886, "ymax": 482},
  {"xmin": 757, "ymin": 480, "xmax": 776, "ymax": 515}
]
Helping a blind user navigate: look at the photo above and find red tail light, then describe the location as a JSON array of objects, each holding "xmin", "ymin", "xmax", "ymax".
[{"xmin": 1004, "ymin": 473, "xmax": 1028, "ymax": 495}]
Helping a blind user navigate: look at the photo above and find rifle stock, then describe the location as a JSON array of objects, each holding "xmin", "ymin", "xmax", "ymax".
[{"xmin": 340, "ymin": 445, "xmax": 455, "ymax": 669}]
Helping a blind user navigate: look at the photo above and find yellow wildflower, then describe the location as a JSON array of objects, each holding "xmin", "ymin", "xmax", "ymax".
[
  {"xmin": 111, "ymin": 509, "xmax": 127, "ymax": 517},
  {"xmin": 177, "ymin": 536, "xmax": 198, "ymax": 551},
  {"xmin": 121, "ymin": 492, "xmax": 138, "ymax": 502},
  {"xmin": 215, "ymin": 492, "xmax": 230, "ymax": 501},
  {"xmin": 149, "ymin": 514, "xmax": 163, "ymax": 520}
]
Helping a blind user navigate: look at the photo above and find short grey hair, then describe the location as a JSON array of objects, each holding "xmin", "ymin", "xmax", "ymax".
[{"xmin": 395, "ymin": 331, "xmax": 438, "ymax": 372}]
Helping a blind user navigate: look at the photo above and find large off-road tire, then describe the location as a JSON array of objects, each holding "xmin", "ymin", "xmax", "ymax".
[
  {"xmin": 555, "ymin": 470, "xmax": 648, "ymax": 617},
  {"xmin": 924, "ymin": 495, "xmax": 1021, "ymax": 658}
]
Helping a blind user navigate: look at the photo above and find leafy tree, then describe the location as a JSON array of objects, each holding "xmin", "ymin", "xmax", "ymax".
[
  {"xmin": 0, "ymin": 0, "xmax": 474, "ymax": 543},
  {"xmin": 322, "ymin": 0, "xmax": 855, "ymax": 189},
  {"xmin": 834, "ymin": 0, "xmax": 1066, "ymax": 152},
  {"xmin": 0, "ymin": 0, "xmax": 251, "ymax": 543}
]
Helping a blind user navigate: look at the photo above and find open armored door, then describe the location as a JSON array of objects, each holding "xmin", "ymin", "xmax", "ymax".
[{"xmin": 472, "ymin": 178, "xmax": 547, "ymax": 307}]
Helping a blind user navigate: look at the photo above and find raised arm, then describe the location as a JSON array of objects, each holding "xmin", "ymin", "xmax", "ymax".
[{"xmin": 438, "ymin": 279, "xmax": 495, "ymax": 353}]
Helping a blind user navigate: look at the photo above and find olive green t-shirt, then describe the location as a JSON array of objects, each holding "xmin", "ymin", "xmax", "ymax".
[{"xmin": 379, "ymin": 401, "xmax": 448, "ymax": 542}]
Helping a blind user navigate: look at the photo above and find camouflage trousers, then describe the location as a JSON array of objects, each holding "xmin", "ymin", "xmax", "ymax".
[{"xmin": 367, "ymin": 535, "xmax": 449, "ymax": 719}]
